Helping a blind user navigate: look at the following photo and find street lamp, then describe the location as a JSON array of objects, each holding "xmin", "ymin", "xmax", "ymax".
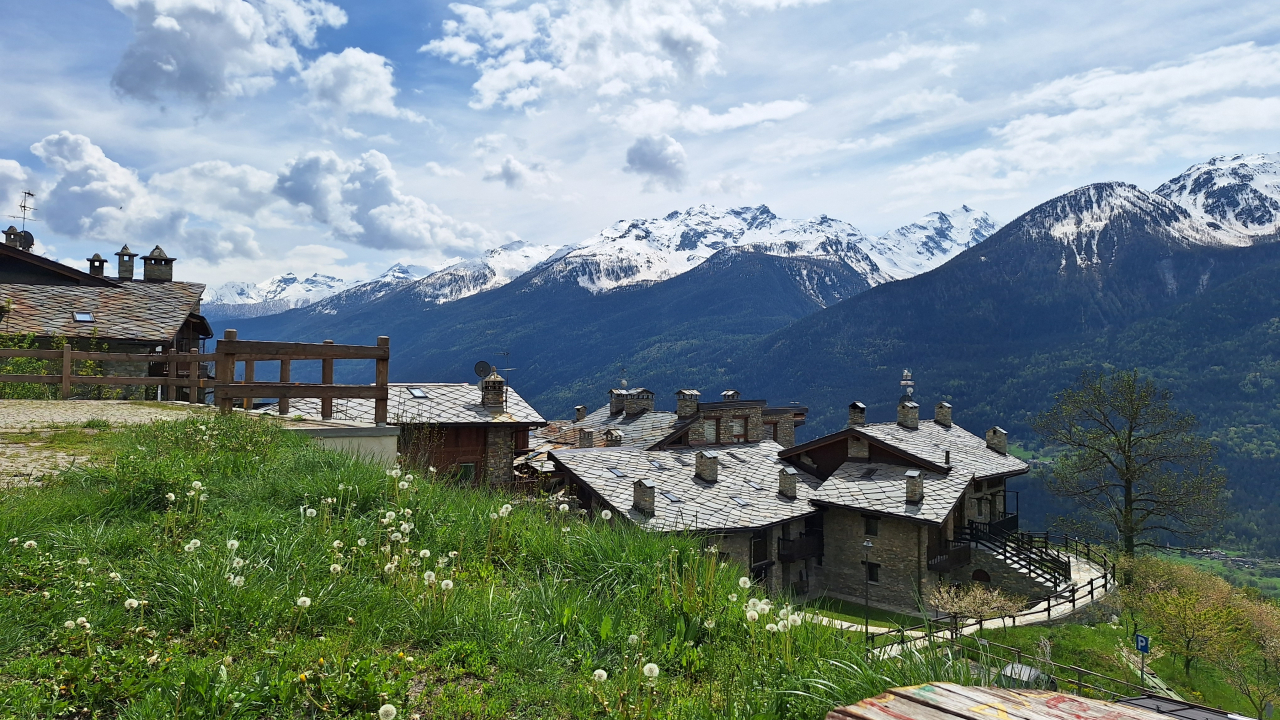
[{"xmin": 863, "ymin": 539, "xmax": 874, "ymax": 645}]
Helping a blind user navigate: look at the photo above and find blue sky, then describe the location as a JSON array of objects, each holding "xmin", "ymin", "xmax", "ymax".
[{"xmin": 3, "ymin": 0, "xmax": 1280, "ymax": 286}]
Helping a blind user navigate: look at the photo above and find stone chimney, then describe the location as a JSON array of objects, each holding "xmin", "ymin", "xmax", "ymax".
[
  {"xmin": 142, "ymin": 246, "xmax": 175, "ymax": 282},
  {"xmin": 574, "ymin": 405, "xmax": 587, "ymax": 422},
  {"xmin": 897, "ymin": 400, "xmax": 919, "ymax": 429},
  {"xmin": 848, "ymin": 401, "xmax": 866, "ymax": 427},
  {"xmin": 87, "ymin": 253, "xmax": 107, "ymax": 277},
  {"xmin": 721, "ymin": 389, "xmax": 740, "ymax": 401},
  {"xmin": 624, "ymin": 388, "xmax": 654, "ymax": 416},
  {"xmin": 695, "ymin": 450, "xmax": 719, "ymax": 483},
  {"xmin": 578, "ymin": 429, "xmax": 595, "ymax": 448},
  {"xmin": 986, "ymin": 426, "xmax": 1008, "ymax": 454},
  {"xmin": 905, "ymin": 469, "xmax": 924, "ymax": 504},
  {"xmin": 115, "ymin": 245, "xmax": 138, "ymax": 280},
  {"xmin": 847, "ymin": 434, "xmax": 869, "ymax": 459},
  {"xmin": 633, "ymin": 478, "xmax": 655, "ymax": 516},
  {"xmin": 934, "ymin": 402, "xmax": 952, "ymax": 428},
  {"xmin": 676, "ymin": 389, "xmax": 701, "ymax": 418},
  {"xmin": 481, "ymin": 370, "xmax": 506, "ymax": 409},
  {"xmin": 603, "ymin": 429, "xmax": 623, "ymax": 447},
  {"xmin": 609, "ymin": 389, "xmax": 626, "ymax": 415},
  {"xmin": 778, "ymin": 466, "xmax": 799, "ymax": 499},
  {"xmin": 3, "ymin": 226, "xmax": 18, "ymax": 247}
]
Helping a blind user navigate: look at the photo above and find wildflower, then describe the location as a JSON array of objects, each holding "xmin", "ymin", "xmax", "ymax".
[
  {"xmin": 738, "ymin": 577, "xmax": 750, "ymax": 589},
  {"xmin": 42, "ymin": 591, "xmax": 50, "ymax": 598},
  {"xmin": 124, "ymin": 599, "xmax": 140, "ymax": 610},
  {"xmin": 558, "ymin": 504, "xmax": 569, "ymax": 512},
  {"xmin": 296, "ymin": 597, "xmax": 311, "ymax": 608},
  {"xmin": 500, "ymin": 504, "xmax": 512, "ymax": 517},
  {"xmin": 379, "ymin": 704, "xmax": 398, "ymax": 720},
  {"xmin": 226, "ymin": 540, "xmax": 239, "ymax": 551},
  {"xmin": 385, "ymin": 511, "xmax": 396, "ymax": 521},
  {"xmin": 399, "ymin": 522, "xmax": 411, "ymax": 533},
  {"xmin": 200, "ymin": 493, "xmax": 208, "ymax": 502},
  {"xmin": 390, "ymin": 532, "xmax": 403, "ymax": 542},
  {"xmin": 64, "ymin": 620, "xmax": 75, "ymax": 629},
  {"xmin": 600, "ymin": 509, "xmax": 612, "ymax": 520},
  {"xmin": 358, "ymin": 538, "xmax": 368, "ymax": 547},
  {"xmin": 419, "ymin": 549, "xmax": 430, "ymax": 558},
  {"xmin": 189, "ymin": 539, "xmax": 201, "ymax": 549},
  {"xmin": 77, "ymin": 557, "xmax": 89, "ymax": 565},
  {"xmin": 436, "ymin": 558, "xmax": 446, "ymax": 567},
  {"xmin": 766, "ymin": 623, "xmax": 778, "ymax": 632},
  {"xmin": 747, "ymin": 598, "xmax": 760, "ymax": 611},
  {"xmin": 165, "ymin": 493, "xmax": 176, "ymax": 502},
  {"xmin": 23, "ymin": 541, "xmax": 37, "ymax": 549},
  {"xmin": 778, "ymin": 608, "xmax": 790, "ymax": 621},
  {"xmin": 729, "ymin": 593, "xmax": 737, "ymax": 602},
  {"xmin": 402, "ymin": 509, "xmax": 413, "ymax": 517},
  {"xmin": 232, "ymin": 557, "xmax": 245, "ymax": 569},
  {"xmin": 186, "ymin": 490, "xmax": 195, "ymax": 497},
  {"xmin": 384, "ymin": 563, "xmax": 396, "ymax": 574},
  {"xmin": 330, "ymin": 564, "xmax": 342, "ymax": 574},
  {"xmin": 305, "ymin": 508, "xmax": 317, "ymax": 518},
  {"xmin": 191, "ymin": 481, "xmax": 202, "ymax": 490},
  {"xmin": 76, "ymin": 617, "xmax": 87, "ymax": 626},
  {"xmin": 440, "ymin": 579, "xmax": 454, "ymax": 591},
  {"xmin": 333, "ymin": 541, "xmax": 344, "ymax": 549},
  {"xmin": 404, "ymin": 474, "xmax": 413, "ymax": 482},
  {"xmin": 592, "ymin": 669, "xmax": 608, "ymax": 682},
  {"xmin": 448, "ymin": 551, "xmax": 458, "ymax": 558},
  {"xmin": 337, "ymin": 484, "xmax": 345, "ymax": 491},
  {"xmin": 490, "ymin": 512, "xmax": 498, "ymax": 520},
  {"xmin": 746, "ymin": 610, "xmax": 759, "ymax": 622},
  {"xmin": 789, "ymin": 614, "xmax": 802, "ymax": 627},
  {"xmin": 628, "ymin": 634, "xmax": 639, "ymax": 645},
  {"xmin": 184, "ymin": 543, "xmax": 195, "ymax": 552},
  {"xmin": 423, "ymin": 571, "xmax": 436, "ymax": 584},
  {"xmin": 562, "ymin": 527, "xmax": 570, "ymax": 533},
  {"xmin": 6, "ymin": 538, "xmax": 16, "ymax": 545},
  {"xmin": 642, "ymin": 663, "xmax": 659, "ymax": 678},
  {"xmin": 225, "ymin": 573, "xmax": 235, "ymax": 582},
  {"xmin": 428, "ymin": 466, "xmax": 436, "ymax": 473},
  {"xmin": 398, "ymin": 481, "xmax": 409, "ymax": 490},
  {"xmin": 232, "ymin": 576, "xmax": 245, "ymax": 587},
  {"xmin": 704, "ymin": 619, "xmax": 715, "ymax": 629}
]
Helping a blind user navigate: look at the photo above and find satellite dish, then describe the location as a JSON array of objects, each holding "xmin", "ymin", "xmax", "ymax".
[{"xmin": 474, "ymin": 360, "xmax": 492, "ymax": 378}]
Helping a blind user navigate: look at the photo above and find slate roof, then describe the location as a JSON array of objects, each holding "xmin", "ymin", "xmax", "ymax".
[
  {"xmin": 276, "ymin": 383, "xmax": 546, "ymax": 426},
  {"xmin": 552, "ymin": 442, "xmax": 820, "ymax": 532},
  {"xmin": 855, "ymin": 421, "xmax": 1028, "ymax": 480},
  {"xmin": 531, "ymin": 403, "xmax": 680, "ymax": 449},
  {"xmin": 809, "ymin": 462, "xmax": 970, "ymax": 524},
  {"xmin": 0, "ymin": 281, "xmax": 206, "ymax": 342}
]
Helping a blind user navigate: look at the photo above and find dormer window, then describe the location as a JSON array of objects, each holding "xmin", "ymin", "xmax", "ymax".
[
  {"xmin": 72, "ymin": 311, "xmax": 95, "ymax": 323},
  {"xmin": 406, "ymin": 387, "xmax": 428, "ymax": 399}
]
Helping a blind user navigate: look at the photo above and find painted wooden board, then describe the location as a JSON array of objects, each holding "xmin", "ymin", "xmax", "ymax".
[{"xmin": 828, "ymin": 684, "xmax": 1169, "ymax": 720}]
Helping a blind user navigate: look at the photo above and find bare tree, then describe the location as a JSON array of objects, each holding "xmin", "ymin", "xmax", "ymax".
[{"xmin": 1032, "ymin": 370, "xmax": 1227, "ymax": 557}]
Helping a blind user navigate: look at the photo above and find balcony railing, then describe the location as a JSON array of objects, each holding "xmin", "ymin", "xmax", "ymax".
[{"xmin": 927, "ymin": 542, "xmax": 972, "ymax": 572}]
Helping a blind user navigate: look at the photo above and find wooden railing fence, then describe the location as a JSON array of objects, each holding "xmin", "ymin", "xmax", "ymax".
[{"xmin": 0, "ymin": 346, "xmax": 213, "ymax": 402}]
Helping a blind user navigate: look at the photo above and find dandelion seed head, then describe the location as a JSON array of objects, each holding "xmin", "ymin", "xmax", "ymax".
[
  {"xmin": 226, "ymin": 540, "xmax": 239, "ymax": 551},
  {"xmin": 232, "ymin": 576, "xmax": 245, "ymax": 587},
  {"xmin": 296, "ymin": 597, "xmax": 311, "ymax": 608},
  {"xmin": 186, "ymin": 490, "xmax": 195, "ymax": 496},
  {"xmin": 490, "ymin": 512, "xmax": 498, "ymax": 519},
  {"xmin": 398, "ymin": 481, "xmax": 409, "ymax": 490},
  {"xmin": 399, "ymin": 522, "xmax": 411, "ymax": 533},
  {"xmin": 418, "ymin": 549, "xmax": 430, "ymax": 558},
  {"xmin": 191, "ymin": 481, "xmax": 202, "ymax": 490},
  {"xmin": 305, "ymin": 508, "xmax": 317, "ymax": 518},
  {"xmin": 423, "ymin": 571, "xmax": 436, "ymax": 584},
  {"xmin": 390, "ymin": 532, "xmax": 403, "ymax": 542},
  {"xmin": 592, "ymin": 669, "xmax": 608, "ymax": 682},
  {"xmin": 385, "ymin": 511, "xmax": 396, "ymax": 521},
  {"xmin": 600, "ymin": 510, "xmax": 612, "ymax": 520},
  {"xmin": 391, "ymin": 469, "xmax": 402, "ymax": 479},
  {"xmin": 440, "ymin": 579, "xmax": 454, "ymax": 591},
  {"xmin": 728, "ymin": 593, "xmax": 737, "ymax": 602},
  {"xmin": 789, "ymin": 614, "xmax": 802, "ymax": 627},
  {"xmin": 384, "ymin": 563, "xmax": 396, "ymax": 574},
  {"xmin": 378, "ymin": 704, "xmax": 397, "ymax": 720},
  {"xmin": 189, "ymin": 539, "xmax": 201, "ymax": 549},
  {"xmin": 357, "ymin": 538, "xmax": 368, "ymax": 547},
  {"xmin": 704, "ymin": 619, "xmax": 715, "ymax": 629},
  {"xmin": 402, "ymin": 509, "xmax": 412, "ymax": 517},
  {"xmin": 499, "ymin": 504, "xmax": 512, "ymax": 517},
  {"xmin": 746, "ymin": 610, "xmax": 759, "ymax": 622},
  {"xmin": 333, "ymin": 541, "xmax": 344, "ymax": 549},
  {"xmin": 124, "ymin": 599, "xmax": 139, "ymax": 610},
  {"xmin": 76, "ymin": 557, "xmax": 89, "ymax": 565},
  {"xmin": 562, "ymin": 527, "xmax": 570, "ymax": 533},
  {"xmin": 558, "ymin": 504, "xmax": 568, "ymax": 512},
  {"xmin": 330, "ymin": 564, "xmax": 342, "ymax": 574},
  {"xmin": 76, "ymin": 617, "xmax": 87, "ymax": 626},
  {"xmin": 627, "ymin": 634, "xmax": 639, "ymax": 645},
  {"xmin": 738, "ymin": 577, "xmax": 750, "ymax": 589},
  {"xmin": 64, "ymin": 620, "xmax": 75, "ymax": 629},
  {"xmin": 165, "ymin": 493, "xmax": 176, "ymax": 502},
  {"xmin": 232, "ymin": 557, "xmax": 245, "ymax": 568},
  {"xmin": 404, "ymin": 474, "xmax": 413, "ymax": 482},
  {"xmin": 199, "ymin": 493, "xmax": 208, "ymax": 501},
  {"xmin": 448, "ymin": 551, "xmax": 458, "ymax": 558},
  {"xmin": 766, "ymin": 623, "xmax": 778, "ymax": 632},
  {"xmin": 22, "ymin": 540, "xmax": 36, "ymax": 549},
  {"xmin": 642, "ymin": 663, "xmax": 659, "ymax": 678}
]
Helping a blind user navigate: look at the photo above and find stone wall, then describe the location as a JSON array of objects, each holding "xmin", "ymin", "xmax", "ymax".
[
  {"xmin": 818, "ymin": 507, "xmax": 940, "ymax": 612},
  {"xmin": 772, "ymin": 416, "xmax": 796, "ymax": 448},
  {"xmin": 484, "ymin": 427, "xmax": 515, "ymax": 484},
  {"xmin": 959, "ymin": 547, "xmax": 1056, "ymax": 598}
]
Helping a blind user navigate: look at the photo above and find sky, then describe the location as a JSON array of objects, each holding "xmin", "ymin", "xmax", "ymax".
[{"xmin": 3, "ymin": 0, "xmax": 1280, "ymax": 288}]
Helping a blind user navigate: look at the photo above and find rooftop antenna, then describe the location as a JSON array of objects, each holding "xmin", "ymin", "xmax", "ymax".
[
  {"xmin": 495, "ymin": 350, "xmax": 517, "ymax": 403},
  {"xmin": 8, "ymin": 191, "xmax": 37, "ymax": 231},
  {"xmin": 899, "ymin": 368, "xmax": 915, "ymax": 404}
]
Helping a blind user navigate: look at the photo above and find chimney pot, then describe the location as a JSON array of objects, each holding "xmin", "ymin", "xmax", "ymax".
[
  {"xmin": 142, "ymin": 245, "xmax": 175, "ymax": 282},
  {"xmin": 87, "ymin": 253, "xmax": 106, "ymax": 277},
  {"xmin": 574, "ymin": 405, "xmax": 587, "ymax": 422},
  {"xmin": 721, "ymin": 389, "xmax": 740, "ymax": 401},
  {"xmin": 935, "ymin": 402, "xmax": 952, "ymax": 427},
  {"xmin": 905, "ymin": 469, "xmax": 924, "ymax": 504},
  {"xmin": 848, "ymin": 401, "xmax": 866, "ymax": 427},
  {"xmin": 695, "ymin": 450, "xmax": 719, "ymax": 483},
  {"xmin": 603, "ymin": 429, "xmax": 624, "ymax": 447},
  {"xmin": 115, "ymin": 245, "xmax": 138, "ymax": 281},
  {"xmin": 778, "ymin": 466, "xmax": 799, "ymax": 499},
  {"xmin": 676, "ymin": 389, "xmax": 701, "ymax": 418},
  {"xmin": 623, "ymin": 388, "xmax": 654, "ymax": 416},
  {"xmin": 481, "ymin": 370, "xmax": 506, "ymax": 409},
  {"xmin": 633, "ymin": 478, "xmax": 655, "ymax": 516},
  {"xmin": 578, "ymin": 429, "xmax": 595, "ymax": 448},
  {"xmin": 609, "ymin": 389, "xmax": 626, "ymax": 415},
  {"xmin": 986, "ymin": 426, "xmax": 1008, "ymax": 455},
  {"xmin": 897, "ymin": 400, "xmax": 919, "ymax": 429}
]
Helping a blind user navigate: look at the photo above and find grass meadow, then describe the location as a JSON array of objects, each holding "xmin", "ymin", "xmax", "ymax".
[{"xmin": 0, "ymin": 412, "xmax": 976, "ymax": 719}]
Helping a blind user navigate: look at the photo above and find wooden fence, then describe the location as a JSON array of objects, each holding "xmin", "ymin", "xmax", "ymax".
[{"xmin": 0, "ymin": 329, "xmax": 390, "ymax": 425}]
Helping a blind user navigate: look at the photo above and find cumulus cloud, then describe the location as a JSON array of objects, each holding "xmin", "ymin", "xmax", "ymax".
[
  {"xmin": 871, "ymin": 88, "xmax": 965, "ymax": 122},
  {"xmin": 108, "ymin": 0, "xmax": 346, "ymax": 104},
  {"xmin": 298, "ymin": 47, "xmax": 424, "ymax": 122},
  {"xmin": 482, "ymin": 155, "xmax": 557, "ymax": 189},
  {"xmin": 893, "ymin": 42, "xmax": 1280, "ymax": 195},
  {"xmin": 472, "ymin": 133, "xmax": 508, "ymax": 155},
  {"xmin": 623, "ymin": 134, "xmax": 688, "ymax": 191},
  {"xmin": 754, "ymin": 134, "xmax": 894, "ymax": 162},
  {"xmin": 700, "ymin": 172, "xmax": 760, "ymax": 196},
  {"xmin": 424, "ymin": 161, "xmax": 464, "ymax": 177},
  {"xmin": 838, "ymin": 40, "xmax": 978, "ymax": 77},
  {"xmin": 274, "ymin": 149, "xmax": 502, "ymax": 253},
  {"xmin": 421, "ymin": 0, "xmax": 815, "ymax": 109},
  {"xmin": 149, "ymin": 161, "xmax": 279, "ymax": 220},
  {"xmin": 608, "ymin": 98, "xmax": 808, "ymax": 135},
  {"xmin": 29, "ymin": 131, "xmax": 263, "ymax": 261},
  {"xmin": 0, "ymin": 160, "xmax": 32, "ymax": 221}
]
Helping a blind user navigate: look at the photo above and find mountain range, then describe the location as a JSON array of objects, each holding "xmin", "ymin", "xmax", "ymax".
[{"xmin": 219, "ymin": 152, "xmax": 1280, "ymax": 553}]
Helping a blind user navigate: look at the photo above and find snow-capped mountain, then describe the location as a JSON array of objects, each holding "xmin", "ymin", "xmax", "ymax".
[
  {"xmin": 1155, "ymin": 153, "xmax": 1280, "ymax": 244},
  {"xmin": 408, "ymin": 240, "xmax": 562, "ymax": 305},
  {"xmin": 204, "ymin": 272, "xmax": 351, "ymax": 320},
  {"xmin": 866, "ymin": 206, "xmax": 998, "ymax": 280}
]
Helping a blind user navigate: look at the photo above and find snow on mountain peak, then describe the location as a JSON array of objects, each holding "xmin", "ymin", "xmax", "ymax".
[
  {"xmin": 206, "ymin": 272, "xmax": 350, "ymax": 306},
  {"xmin": 1156, "ymin": 153, "xmax": 1280, "ymax": 243},
  {"xmin": 865, "ymin": 205, "xmax": 998, "ymax": 280}
]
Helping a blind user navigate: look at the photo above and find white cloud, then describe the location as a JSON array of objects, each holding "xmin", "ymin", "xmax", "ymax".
[
  {"xmin": 422, "ymin": 0, "xmax": 814, "ymax": 109},
  {"xmin": 108, "ymin": 0, "xmax": 346, "ymax": 104},
  {"xmin": 623, "ymin": 134, "xmax": 688, "ymax": 191},
  {"xmin": 894, "ymin": 42, "xmax": 1280, "ymax": 195},
  {"xmin": 273, "ymin": 149, "xmax": 504, "ymax": 254},
  {"xmin": 964, "ymin": 9, "xmax": 987, "ymax": 27},
  {"xmin": 0, "ymin": 160, "xmax": 32, "ymax": 222},
  {"xmin": 608, "ymin": 98, "xmax": 808, "ymax": 135},
  {"xmin": 700, "ymin": 172, "xmax": 760, "ymax": 196},
  {"xmin": 839, "ymin": 40, "xmax": 979, "ymax": 77},
  {"xmin": 482, "ymin": 155, "xmax": 558, "ymax": 189},
  {"xmin": 871, "ymin": 88, "xmax": 965, "ymax": 122},
  {"xmin": 472, "ymin": 133, "xmax": 508, "ymax": 155},
  {"xmin": 148, "ymin": 160, "xmax": 279, "ymax": 220},
  {"xmin": 298, "ymin": 47, "xmax": 424, "ymax": 122},
  {"xmin": 754, "ymin": 134, "xmax": 894, "ymax": 162},
  {"xmin": 424, "ymin": 161, "xmax": 464, "ymax": 177}
]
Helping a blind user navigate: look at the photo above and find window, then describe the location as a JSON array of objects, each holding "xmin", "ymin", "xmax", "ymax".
[
  {"xmin": 730, "ymin": 496, "xmax": 750, "ymax": 507},
  {"xmin": 660, "ymin": 491, "xmax": 683, "ymax": 503},
  {"xmin": 648, "ymin": 460, "xmax": 667, "ymax": 470},
  {"xmin": 407, "ymin": 387, "xmax": 428, "ymax": 399},
  {"xmin": 744, "ymin": 479, "xmax": 763, "ymax": 491},
  {"xmin": 728, "ymin": 417, "xmax": 746, "ymax": 443},
  {"xmin": 859, "ymin": 468, "xmax": 878, "ymax": 479},
  {"xmin": 763, "ymin": 423, "xmax": 776, "ymax": 442},
  {"xmin": 607, "ymin": 467, "xmax": 627, "ymax": 478},
  {"xmin": 726, "ymin": 451, "xmax": 747, "ymax": 463},
  {"xmin": 863, "ymin": 515, "xmax": 879, "ymax": 537},
  {"xmin": 458, "ymin": 463, "xmax": 476, "ymax": 483},
  {"xmin": 864, "ymin": 562, "xmax": 881, "ymax": 583},
  {"xmin": 673, "ymin": 456, "xmax": 692, "ymax": 467},
  {"xmin": 72, "ymin": 312, "xmax": 95, "ymax": 323},
  {"xmin": 703, "ymin": 419, "xmax": 719, "ymax": 444}
]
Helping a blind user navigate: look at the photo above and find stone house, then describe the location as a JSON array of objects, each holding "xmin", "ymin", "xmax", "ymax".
[{"xmin": 278, "ymin": 372, "xmax": 546, "ymax": 484}]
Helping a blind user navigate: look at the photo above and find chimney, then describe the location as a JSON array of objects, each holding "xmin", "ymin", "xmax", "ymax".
[
  {"xmin": 633, "ymin": 478, "xmax": 655, "ymax": 516},
  {"xmin": 574, "ymin": 405, "xmax": 587, "ymax": 422},
  {"xmin": 935, "ymin": 402, "xmax": 952, "ymax": 428},
  {"xmin": 142, "ymin": 245, "xmax": 175, "ymax": 282},
  {"xmin": 87, "ymin": 253, "xmax": 107, "ymax": 277},
  {"xmin": 609, "ymin": 389, "xmax": 626, "ymax": 415},
  {"xmin": 624, "ymin": 388, "xmax": 654, "ymax": 416},
  {"xmin": 778, "ymin": 466, "xmax": 799, "ymax": 499},
  {"xmin": 986, "ymin": 426, "xmax": 1008, "ymax": 455},
  {"xmin": 3, "ymin": 226, "xmax": 18, "ymax": 248},
  {"xmin": 695, "ymin": 450, "xmax": 719, "ymax": 483},
  {"xmin": 905, "ymin": 469, "xmax": 924, "ymax": 504},
  {"xmin": 578, "ymin": 429, "xmax": 595, "ymax": 448},
  {"xmin": 847, "ymin": 434, "xmax": 869, "ymax": 459},
  {"xmin": 721, "ymin": 389, "xmax": 740, "ymax": 402},
  {"xmin": 481, "ymin": 370, "xmax": 506, "ymax": 409},
  {"xmin": 604, "ymin": 429, "xmax": 623, "ymax": 447},
  {"xmin": 676, "ymin": 389, "xmax": 701, "ymax": 418},
  {"xmin": 115, "ymin": 245, "xmax": 138, "ymax": 280},
  {"xmin": 848, "ymin": 401, "xmax": 866, "ymax": 427},
  {"xmin": 897, "ymin": 400, "xmax": 919, "ymax": 429}
]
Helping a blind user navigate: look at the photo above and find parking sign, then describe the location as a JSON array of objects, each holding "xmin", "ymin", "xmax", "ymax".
[{"xmin": 1136, "ymin": 634, "xmax": 1150, "ymax": 654}]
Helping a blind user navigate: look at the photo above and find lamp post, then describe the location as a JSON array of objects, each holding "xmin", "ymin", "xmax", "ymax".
[{"xmin": 863, "ymin": 538, "xmax": 874, "ymax": 646}]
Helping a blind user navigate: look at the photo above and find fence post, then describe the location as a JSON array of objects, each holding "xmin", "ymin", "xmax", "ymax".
[
  {"xmin": 278, "ymin": 358, "xmax": 291, "ymax": 415},
  {"xmin": 167, "ymin": 348, "xmax": 178, "ymax": 402},
  {"xmin": 242, "ymin": 359, "xmax": 255, "ymax": 410},
  {"xmin": 218, "ymin": 329, "xmax": 237, "ymax": 414},
  {"xmin": 321, "ymin": 340, "xmax": 334, "ymax": 420},
  {"xmin": 188, "ymin": 349, "xmax": 200, "ymax": 404},
  {"xmin": 61, "ymin": 344, "xmax": 72, "ymax": 399},
  {"xmin": 374, "ymin": 336, "xmax": 389, "ymax": 426}
]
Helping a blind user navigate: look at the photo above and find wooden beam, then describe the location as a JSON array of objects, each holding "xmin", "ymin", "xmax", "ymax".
[
  {"xmin": 215, "ymin": 340, "xmax": 389, "ymax": 360},
  {"xmin": 278, "ymin": 358, "xmax": 291, "ymax": 415},
  {"xmin": 0, "ymin": 349, "xmax": 63, "ymax": 360},
  {"xmin": 215, "ymin": 384, "xmax": 387, "ymax": 400},
  {"xmin": 0, "ymin": 375, "xmax": 60, "ymax": 384},
  {"xmin": 219, "ymin": 329, "xmax": 236, "ymax": 414},
  {"xmin": 321, "ymin": 339, "xmax": 334, "ymax": 421},
  {"xmin": 242, "ymin": 359, "xmax": 255, "ymax": 410},
  {"xmin": 61, "ymin": 344, "xmax": 72, "ymax": 399},
  {"xmin": 167, "ymin": 348, "xmax": 178, "ymax": 402},
  {"xmin": 188, "ymin": 350, "xmax": 201, "ymax": 404},
  {"xmin": 374, "ymin": 335, "xmax": 389, "ymax": 425},
  {"xmin": 67, "ymin": 351, "xmax": 218, "ymax": 363}
]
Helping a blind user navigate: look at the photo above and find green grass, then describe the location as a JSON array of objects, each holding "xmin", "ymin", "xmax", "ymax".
[
  {"xmin": 0, "ymin": 412, "xmax": 979, "ymax": 718},
  {"xmin": 800, "ymin": 597, "xmax": 926, "ymax": 629}
]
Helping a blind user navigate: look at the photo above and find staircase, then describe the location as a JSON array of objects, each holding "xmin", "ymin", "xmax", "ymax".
[{"xmin": 957, "ymin": 520, "xmax": 1073, "ymax": 590}]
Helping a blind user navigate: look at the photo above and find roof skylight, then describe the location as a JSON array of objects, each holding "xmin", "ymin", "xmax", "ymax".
[
  {"xmin": 648, "ymin": 460, "xmax": 667, "ymax": 470},
  {"xmin": 744, "ymin": 480, "xmax": 763, "ymax": 491},
  {"xmin": 660, "ymin": 491, "xmax": 683, "ymax": 503},
  {"xmin": 730, "ymin": 496, "xmax": 750, "ymax": 507},
  {"xmin": 607, "ymin": 467, "xmax": 627, "ymax": 478},
  {"xmin": 859, "ymin": 468, "xmax": 878, "ymax": 478},
  {"xmin": 72, "ymin": 312, "xmax": 94, "ymax": 323},
  {"xmin": 407, "ymin": 387, "xmax": 428, "ymax": 399}
]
